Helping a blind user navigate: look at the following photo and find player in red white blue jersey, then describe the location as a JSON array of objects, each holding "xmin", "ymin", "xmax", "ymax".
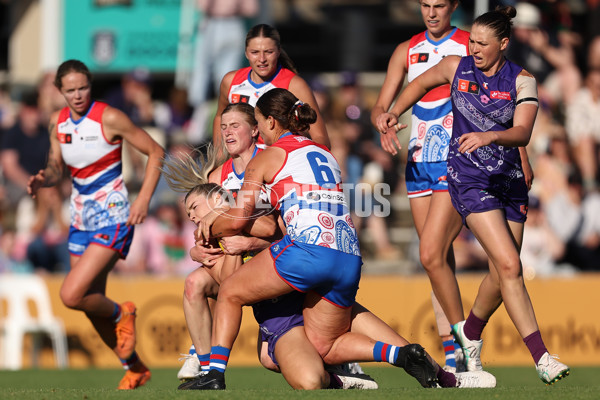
[
  {"xmin": 27, "ymin": 60, "xmax": 164, "ymax": 389},
  {"xmin": 212, "ymin": 24, "xmax": 329, "ymax": 151}
]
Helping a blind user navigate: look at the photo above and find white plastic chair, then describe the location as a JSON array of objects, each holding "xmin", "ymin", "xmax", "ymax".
[{"xmin": 0, "ymin": 274, "xmax": 69, "ymax": 369}]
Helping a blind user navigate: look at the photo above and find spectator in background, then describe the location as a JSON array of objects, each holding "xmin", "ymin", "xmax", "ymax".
[
  {"xmin": 332, "ymin": 71, "xmax": 400, "ymax": 261},
  {"xmin": 506, "ymin": 2, "xmax": 581, "ymax": 108},
  {"xmin": 565, "ymin": 68, "xmax": 600, "ymax": 192},
  {"xmin": 38, "ymin": 71, "xmax": 67, "ymax": 125},
  {"xmin": 0, "ymin": 77, "xmax": 15, "ymax": 130},
  {"xmin": 117, "ymin": 192, "xmax": 197, "ymax": 277},
  {"xmin": 0, "ymin": 90, "xmax": 50, "ymax": 207},
  {"xmin": 520, "ymin": 195, "xmax": 571, "ymax": 278},
  {"xmin": 541, "ymin": 168, "xmax": 600, "ymax": 271},
  {"xmin": 104, "ymin": 67, "xmax": 156, "ymax": 128},
  {"xmin": 23, "ymin": 180, "xmax": 70, "ymax": 274},
  {"xmin": 105, "ymin": 68, "xmax": 166, "ymax": 192},
  {"xmin": 187, "ymin": 0, "xmax": 259, "ymax": 145}
]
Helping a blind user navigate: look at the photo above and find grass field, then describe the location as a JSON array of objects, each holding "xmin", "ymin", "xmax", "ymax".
[{"xmin": 2, "ymin": 366, "xmax": 599, "ymax": 399}]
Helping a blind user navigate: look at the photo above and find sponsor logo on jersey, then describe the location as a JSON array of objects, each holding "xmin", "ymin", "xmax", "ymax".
[
  {"xmin": 458, "ymin": 79, "xmax": 480, "ymax": 94},
  {"xmin": 231, "ymin": 93, "xmax": 250, "ymax": 103},
  {"xmin": 490, "ymin": 91, "xmax": 512, "ymax": 100},
  {"xmin": 410, "ymin": 53, "xmax": 429, "ymax": 64}
]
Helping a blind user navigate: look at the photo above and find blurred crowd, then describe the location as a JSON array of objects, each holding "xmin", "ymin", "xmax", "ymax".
[{"xmin": 0, "ymin": 1, "xmax": 599, "ymax": 276}]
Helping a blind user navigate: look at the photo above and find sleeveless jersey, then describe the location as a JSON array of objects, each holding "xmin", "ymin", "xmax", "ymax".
[
  {"xmin": 407, "ymin": 28, "xmax": 470, "ymax": 162},
  {"xmin": 57, "ymin": 101, "xmax": 129, "ymax": 231},
  {"xmin": 220, "ymin": 145, "xmax": 263, "ymax": 192},
  {"xmin": 448, "ymin": 56, "xmax": 525, "ymax": 191},
  {"xmin": 264, "ymin": 134, "xmax": 360, "ymax": 256},
  {"xmin": 228, "ymin": 66, "xmax": 295, "ymax": 107}
]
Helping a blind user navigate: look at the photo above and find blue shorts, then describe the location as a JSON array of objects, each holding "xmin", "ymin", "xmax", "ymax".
[
  {"xmin": 252, "ymin": 291, "xmax": 305, "ymax": 366},
  {"xmin": 448, "ymin": 180, "xmax": 528, "ymax": 226},
  {"xmin": 405, "ymin": 161, "xmax": 449, "ymax": 198},
  {"xmin": 68, "ymin": 224, "xmax": 134, "ymax": 259},
  {"xmin": 269, "ymin": 235, "xmax": 362, "ymax": 308}
]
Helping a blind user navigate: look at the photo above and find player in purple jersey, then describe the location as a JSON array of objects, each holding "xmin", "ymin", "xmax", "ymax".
[
  {"xmin": 378, "ymin": 6, "xmax": 569, "ymax": 385},
  {"xmin": 371, "ymin": 0, "xmax": 469, "ymax": 372}
]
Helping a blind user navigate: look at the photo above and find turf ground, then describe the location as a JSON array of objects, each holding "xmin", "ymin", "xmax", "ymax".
[{"xmin": 2, "ymin": 365, "xmax": 598, "ymax": 399}]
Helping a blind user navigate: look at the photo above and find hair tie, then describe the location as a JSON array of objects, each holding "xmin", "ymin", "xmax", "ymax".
[{"xmin": 293, "ymin": 100, "xmax": 304, "ymax": 120}]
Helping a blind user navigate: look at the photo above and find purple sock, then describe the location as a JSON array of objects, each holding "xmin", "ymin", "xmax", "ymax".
[
  {"xmin": 524, "ymin": 330, "xmax": 548, "ymax": 364},
  {"xmin": 327, "ymin": 372, "xmax": 343, "ymax": 389},
  {"xmin": 464, "ymin": 311, "xmax": 488, "ymax": 341},
  {"xmin": 436, "ymin": 366, "xmax": 457, "ymax": 388}
]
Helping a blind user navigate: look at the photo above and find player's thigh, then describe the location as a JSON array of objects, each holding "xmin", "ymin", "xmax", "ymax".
[
  {"xmin": 303, "ymin": 291, "xmax": 352, "ymax": 355},
  {"xmin": 275, "ymin": 326, "xmax": 327, "ymax": 389},
  {"xmin": 218, "ymin": 249, "xmax": 292, "ymax": 306},
  {"xmin": 185, "ymin": 266, "xmax": 220, "ymax": 299},
  {"xmin": 409, "ymin": 195, "xmax": 431, "ymax": 237},
  {"xmin": 420, "ymin": 190, "xmax": 462, "ymax": 250},
  {"xmin": 63, "ymin": 245, "xmax": 120, "ymax": 298}
]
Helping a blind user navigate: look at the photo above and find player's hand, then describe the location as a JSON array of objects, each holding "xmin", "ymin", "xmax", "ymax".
[
  {"xmin": 522, "ymin": 157, "xmax": 534, "ymax": 190},
  {"xmin": 126, "ymin": 197, "xmax": 149, "ymax": 225},
  {"xmin": 189, "ymin": 241, "xmax": 223, "ymax": 267},
  {"xmin": 196, "ymin": 207, "xmax": 225, "ymax": 243},
  {"xmin": 218, "ymin": 236, "xmax": 253, "ymax": 255},
  {"xmin": 27, "ymin": 170, "xmax": 46, "ymax": 199},
  {"xmin": 457, "ymin": 131, "xmax": 496, "ymax": 154},
  {"xmin": 380, "ymin": 125, "xmax": 406, "ymax": 155}
]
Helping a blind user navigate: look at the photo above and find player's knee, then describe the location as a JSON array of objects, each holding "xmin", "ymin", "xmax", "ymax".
[
  {"xmin": 59, "ymin": 287, "xmax": 82, "ymax": 310},
  {"xmin": 496, "ymin": 256, "xmax": 522, "ymax": 281},
  {"xmin": 419, "ymin": 242, "xmax": 444, "ymax": 271},
  {"xmin": 287, "ymin": 369, "xmax": 326, "ymax": 390},
  {"xmin": 183, "ymin": 273, "xmax": 211, "ymax": 303}
]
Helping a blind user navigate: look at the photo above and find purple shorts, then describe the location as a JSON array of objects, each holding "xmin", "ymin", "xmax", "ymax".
[
  {"xmin": 448, "ymin": 179, "xmax": 528, "ymax": 225},
  {"xmin": 68, "ymin": 223, "xmax": 134, "ymax": 259},
  {"xmin": 252, "ymin": 291, "xmax": 305, "ymax": 366}
]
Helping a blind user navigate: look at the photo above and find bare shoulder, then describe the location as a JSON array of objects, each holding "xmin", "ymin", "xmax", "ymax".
[{"xmin": 208, "ymin": 165, "xmax": 222, "ymax": 184}]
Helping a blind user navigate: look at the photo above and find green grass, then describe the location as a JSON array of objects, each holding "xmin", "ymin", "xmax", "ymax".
[{"xmin": 1, "ymin": 366, "xmax": 598, "ymax": 399}]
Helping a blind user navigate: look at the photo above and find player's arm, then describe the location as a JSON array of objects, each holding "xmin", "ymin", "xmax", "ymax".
[
  {"xmin": 199, "ymin": 150, "xmax": 280, "ymax": 240},
  {"xmin": 103, "ymin": 106, "xmax": 165, "ymax": 225},
  {"xmin": 27, "ymin": 112, "xmax": 66, "ymax": 198},
  {"xmin": 388, "ymin": 55, "xmax": 460, "ymax": 124},
  {"xmin": 371, "ymin": 40, "xmax": 410, "ymax": 132},
  {"xmin": 288, "ymin": 76, "xmax": 330, "ymax": 149},
  {"xmin": 458, "ymin": 70, "xmax": 539, "ymax": 152}
]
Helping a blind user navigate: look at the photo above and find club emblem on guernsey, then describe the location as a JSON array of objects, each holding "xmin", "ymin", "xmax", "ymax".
[{"xmin": 458, "ymin": 79, "xmax": 480, "ymax": 94}]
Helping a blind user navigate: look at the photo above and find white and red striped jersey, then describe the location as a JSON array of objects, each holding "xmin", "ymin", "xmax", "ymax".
[
  {"xmin": 228, "ymin": 66, "xmax": 295, "ymax": 106},
  {"xmin": 57, "ymin": 101, "xmax": 129, "ymax": 230},
  {"xmin": 406, "ymin": 28, "xmax": 470, "ymax": 162},
  {"xmin": 264, "ymin": 133, "xmax": 360, "ymax": 256}
]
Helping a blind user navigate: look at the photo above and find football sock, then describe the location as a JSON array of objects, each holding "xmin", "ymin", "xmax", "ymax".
[
  {"xmin": 198, "ymin": 353, "xmax": 210, "ymax": 372},
  {"xmin": 523, "ymin": 330, "xmax": 547, "ymax": 364},
  {"xmin": 327, "ymin": 372, "xmax": 343, "ymax": 389},
  {"xmin": 463, "ymin": 311, "xmax": 488, "ymax": 341},
  {"xmin": 209, "ymin": 346, "xmax": 230, "ymax": 373},
  {"xmin": 120, "ymin": 351, "xmax": 139, "ymax": 370},
  {"xmin": 373, "ymin": 341, "xmax": 400, "ymax": 364},
  {"xmin": 437, "ymin": 365, "xmax": 457, "ymax": 387},
  {"xmin": 443, "ymin": 339, "xmax": 457, "ymax": 368},
  {"xmin": 111, "ymin": 302, "xmax": 122, "ymax": 323}
]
